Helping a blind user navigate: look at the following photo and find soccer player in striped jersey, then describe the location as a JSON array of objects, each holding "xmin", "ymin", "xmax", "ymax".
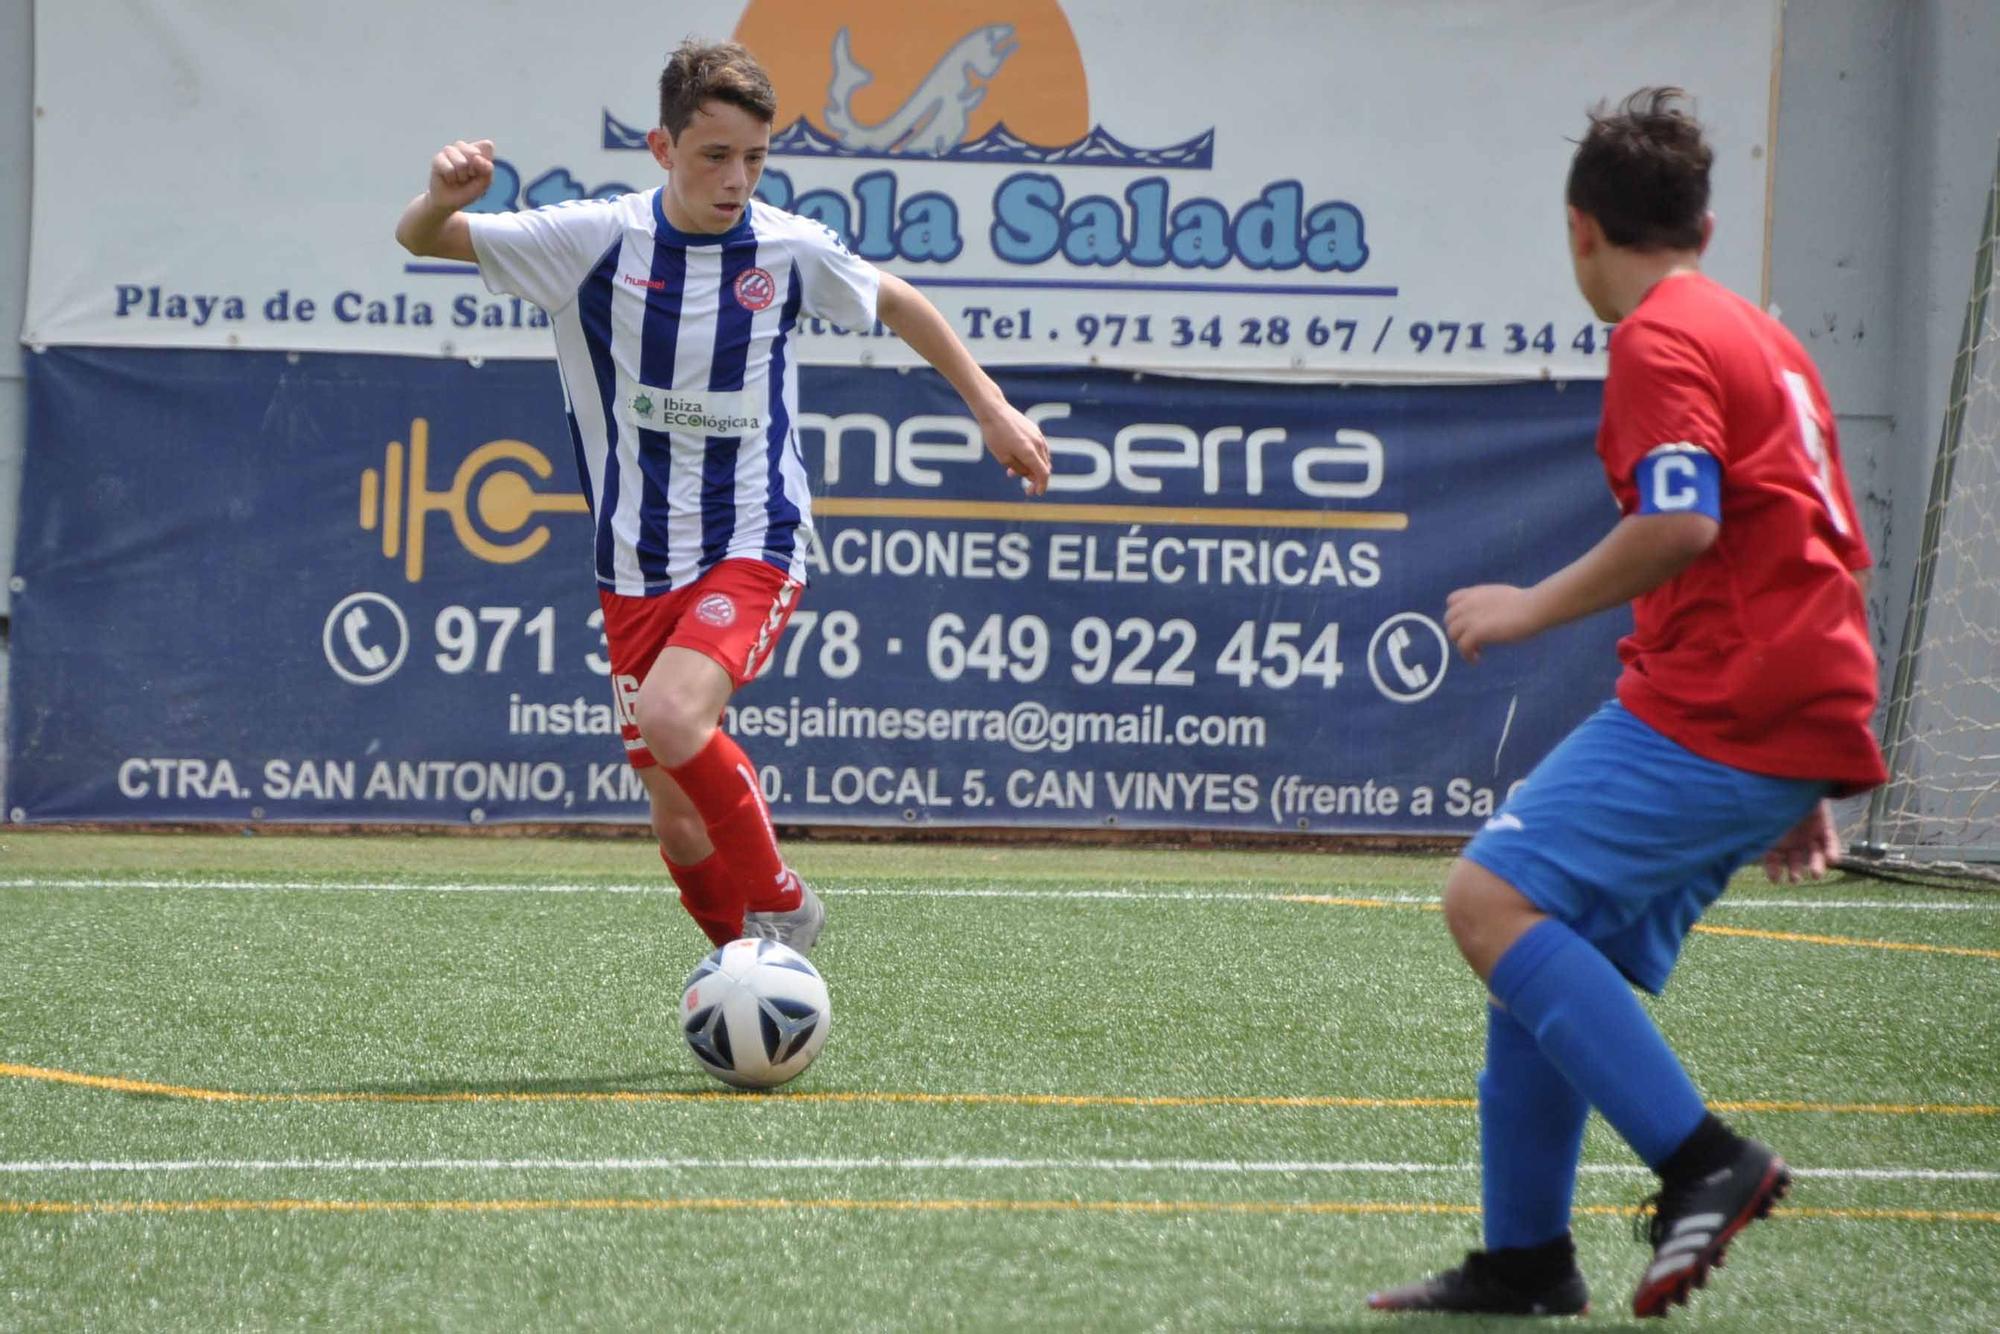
[
  {"xmin": 1367, "ymin": 89, "xmax": 1886, "ymax": 1319},
  {"xmin": 396, "ymin": 39, "xmax": 1051, "ymax": 955}
]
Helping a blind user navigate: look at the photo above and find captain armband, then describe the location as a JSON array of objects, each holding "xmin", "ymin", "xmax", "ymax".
[{"xmin": 1634, "ymin": 445, "xmax": 1722, "ymax": 522}]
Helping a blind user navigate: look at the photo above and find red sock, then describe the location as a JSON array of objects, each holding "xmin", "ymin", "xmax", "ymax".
[
  {"xmin": 665, "ymin": 731, "xmax": 801, "ymax": 913},
  {"xmin": 662, "ymin": 848, "xmax": 739, "ymax": 947}
]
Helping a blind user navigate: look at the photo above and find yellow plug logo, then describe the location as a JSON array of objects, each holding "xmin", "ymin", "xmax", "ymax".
[{"xmin": 358, "ymin": 419, "xmax": 589, "ymax": 582}]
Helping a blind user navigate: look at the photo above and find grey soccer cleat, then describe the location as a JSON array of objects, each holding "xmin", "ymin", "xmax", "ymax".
[{"xmin": 741, "ymin": 881, "xmax": 825, "ymax": 955}]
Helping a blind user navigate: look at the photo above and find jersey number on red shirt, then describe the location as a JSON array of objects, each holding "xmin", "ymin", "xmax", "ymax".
[{"xmin": 1780, "ymin": 369, "xmax": 1853, "ymax": 537}]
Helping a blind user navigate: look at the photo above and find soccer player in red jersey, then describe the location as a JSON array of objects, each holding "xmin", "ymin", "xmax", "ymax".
[
  {"xmin": 1368, "ymin": 89, "xmax": 1886, "ymax": 1319},
  {"xmin": 397, "ymin": 42, "xmax": 1051, "ymax": 955}
]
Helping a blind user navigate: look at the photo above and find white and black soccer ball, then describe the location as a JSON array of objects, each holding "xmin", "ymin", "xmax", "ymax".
[{"xmin": 680, "ymin": 938, "xmax": 831, "ymax": 1089}]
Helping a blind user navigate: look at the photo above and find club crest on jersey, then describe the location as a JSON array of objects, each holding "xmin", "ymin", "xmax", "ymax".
[
  {"xmin": 734, "ymin": 267, "xmax": 777, "ymax": 312},
  {"xmin": 695, "ymin": 593, "xmax": 738, "ymax": 627}
]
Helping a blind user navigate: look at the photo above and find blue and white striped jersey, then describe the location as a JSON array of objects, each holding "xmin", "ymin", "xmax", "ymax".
[{"xmin": 468, "ymin": 191, "xmax": 879, "ymax": 594}]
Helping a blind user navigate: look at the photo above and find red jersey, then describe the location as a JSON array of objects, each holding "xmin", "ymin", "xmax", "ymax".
[{"xmin": 1597, "ymin": 271, "xmax": 1886, "ymax": 792}]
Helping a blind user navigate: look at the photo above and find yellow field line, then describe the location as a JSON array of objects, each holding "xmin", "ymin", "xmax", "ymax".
[
  {"xmin": 1280, "ymin": 895, "xmax": 2000, "ymax": 960},
  {"xmin": 1, "ymin": 1197, "xmax": 1993, "ymax": 1224},
  {"xmin": 2, "ymin": 1062, "xmax": 1992, "ymax": 1117},
  {"xmin": 0, "ymin": 1064, "xmax": 256, "ymax": 1103},
  {"xmin": 1689, "ymin": 922, "xmax": 2000, "ymax": 961},
  {"xmin": 813, "ymin": 497, "xmax": 1410, "ymax": 530}
]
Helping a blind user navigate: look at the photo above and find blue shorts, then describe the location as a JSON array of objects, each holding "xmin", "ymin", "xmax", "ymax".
[{"xmin": 1463, "ymin": 700, "xmax": 1828, "ymax": 994}]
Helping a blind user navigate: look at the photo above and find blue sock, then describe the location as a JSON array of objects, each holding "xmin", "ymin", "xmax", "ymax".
[
  {"xmin": 1480, "ymin": 1003, "xmax": 1589, "ymax": 1250},
  {"xmin": 1488, "ymin": 918, "xmax": 1706, "ymax": 1169}
]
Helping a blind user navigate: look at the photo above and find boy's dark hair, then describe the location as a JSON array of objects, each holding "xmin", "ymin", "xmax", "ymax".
[
  {"xmin": 1565, "ymin": 87, "xmax": 1712, "ymax": 250},
  {"xmin": 659, "ymin": 39, "xmax": 777, "ymax": 138}
]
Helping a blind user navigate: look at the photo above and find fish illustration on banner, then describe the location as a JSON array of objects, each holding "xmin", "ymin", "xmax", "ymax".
[{"xmin": 823, "ymin": 22, "xmax": 1019, "ymax": 156}]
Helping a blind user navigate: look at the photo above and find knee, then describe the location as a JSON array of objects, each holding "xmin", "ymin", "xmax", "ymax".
[
  {"xmin": 1443, "ymin": 860, "xmax": 1547, "ymax": 979},
  {"xmin": 1441, "ymin": 862, "xmax": 1490, "ymax": 950},
  {"xmin": 633, "ymin": 691, "xmax": 716, "ymax": 765}
]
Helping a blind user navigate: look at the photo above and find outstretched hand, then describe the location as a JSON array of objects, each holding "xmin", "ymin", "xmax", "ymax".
[
  {"xmin": 979, "ymin": 403, "xmax": 1053, "ymax": 496},
  {"xmin": 1443, "ymin": 584, "xmax": 1541, "ymax": 664},
  {"xmin": 1764, "ymin": 799, "xmax": 1841, "ymax": 883},
  {"xmin": 428, "ymin": 139, "xmax": 496, "ymax": 212}
]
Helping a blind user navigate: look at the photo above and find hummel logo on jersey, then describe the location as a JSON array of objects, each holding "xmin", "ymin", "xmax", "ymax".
[
  {"xmin": 621, "ymin": 273, "xmax": 666, "ymax": 291},
  {"xmin": 1483, "ymin": 813, "xmax": 1525, "ymax": 834}
]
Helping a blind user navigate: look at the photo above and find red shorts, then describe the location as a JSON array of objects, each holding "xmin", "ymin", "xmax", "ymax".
[{"xmin": 600, "ymin": 559, "xmax": 803, "ymax": 769}]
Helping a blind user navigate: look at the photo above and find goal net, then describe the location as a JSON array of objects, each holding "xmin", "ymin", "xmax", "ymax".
[{"xmin": 1856, "ymin": 142, "xmax": 2000, "ymax": 880}]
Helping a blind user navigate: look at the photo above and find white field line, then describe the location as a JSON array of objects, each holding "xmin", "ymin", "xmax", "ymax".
[
  {"xmin": 0, "ymin": 1157, "xmax": 1991, "ymax": 1183},
  {"xmin": 0, "ymin": 876, "xmax": 1991, "ymax": 912}
]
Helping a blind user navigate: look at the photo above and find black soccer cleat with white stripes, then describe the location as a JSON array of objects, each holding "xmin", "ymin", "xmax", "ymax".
[
  {"xmin": 1631, "ymin": 1138, "xmax": 1791, "ymax": 1318},
  {"xmin": 1367, "ymin": 1246, "xmax": 1590, "ymax": 1317}
]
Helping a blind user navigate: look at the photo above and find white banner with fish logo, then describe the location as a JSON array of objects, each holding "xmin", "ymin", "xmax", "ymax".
[{"xmin": 24, "ymin": 0, "xmax": 1780, "ymax": 377}]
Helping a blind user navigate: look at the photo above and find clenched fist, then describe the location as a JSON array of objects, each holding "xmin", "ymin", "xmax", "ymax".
[{"xmin": 428, "ymin": 139, "xmax": 496, "ymax": 212}]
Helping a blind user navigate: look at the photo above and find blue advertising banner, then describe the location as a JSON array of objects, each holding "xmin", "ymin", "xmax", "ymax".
[{"xmin": 9, "ymin": 347, "xmax": 1620, "ymax": 830}]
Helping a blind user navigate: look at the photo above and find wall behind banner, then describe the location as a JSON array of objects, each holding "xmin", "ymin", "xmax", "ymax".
[
  {"xmin": 1, "ymin": 0, "xmax": 33, "ymax": 808},
  {"xmin": 7, "ymin": 0, "xmax": 2000, "ymax": 824}
]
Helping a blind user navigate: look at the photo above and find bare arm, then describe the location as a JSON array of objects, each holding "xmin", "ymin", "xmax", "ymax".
[
  {"xmin": 394, "ymin": 139, "xmax": 494, "ymax": 263},
  {"xmin": 1444, "ymin": 511, "xmax": 1718, "ymax": 663},
  {"xmin": 875, "ymin": 272, "xmax": 1051, "ymax": 494}
]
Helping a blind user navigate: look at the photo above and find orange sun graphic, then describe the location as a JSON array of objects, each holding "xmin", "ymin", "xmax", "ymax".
[{"xmin": 732, "ymin": 0, "xmax": 1090, "ymax": 151}]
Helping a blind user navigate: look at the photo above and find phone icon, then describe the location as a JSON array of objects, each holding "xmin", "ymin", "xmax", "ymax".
[
  {"xmin": 1368, "ymin": 613, "xmax": 1448, "ymax": 704},
  {"xmin": 323, "ymin": 592, "xmax": 409, "ymax": 685},
  {"xmin": 342, "ymin": 607, "xmax": 389, "ymax": 671},
  {"xmin": 1387, "ymin": 627, "xmax": 1429, "ymax": 691}
]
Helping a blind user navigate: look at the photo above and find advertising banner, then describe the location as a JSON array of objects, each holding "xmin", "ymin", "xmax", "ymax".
[
  {"xmin": 9, "ymin": 348, "xmax": 1621, "ymax": 830},
  {"xmin": 24, "ymin": 0, "xmax": 1779, "ymax": 378}
]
